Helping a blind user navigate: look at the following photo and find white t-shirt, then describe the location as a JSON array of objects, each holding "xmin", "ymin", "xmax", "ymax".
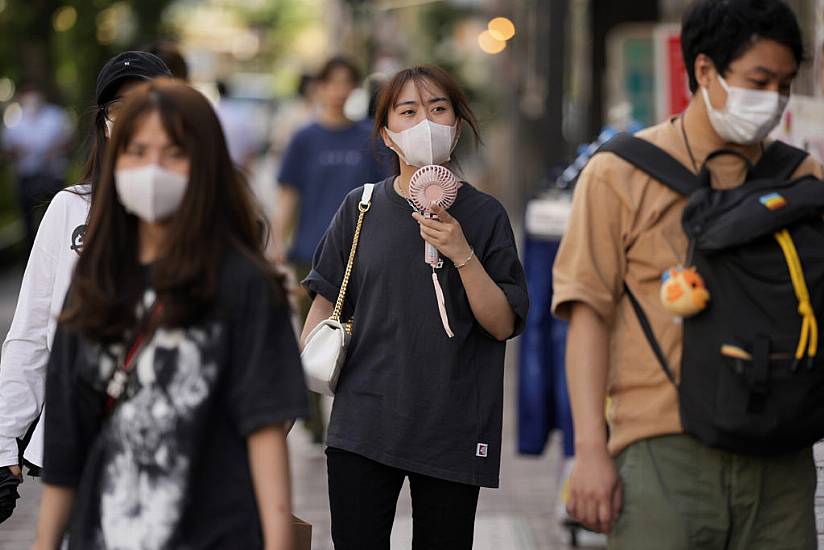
[{"xmin": 0, "ymin": 185, "xmax": 90, "ymax": 467}]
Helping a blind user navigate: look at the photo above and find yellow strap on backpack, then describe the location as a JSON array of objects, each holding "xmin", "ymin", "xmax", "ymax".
[{"xmin": 774, "ymin": 229, "xmax": 818, "ymax": 361}]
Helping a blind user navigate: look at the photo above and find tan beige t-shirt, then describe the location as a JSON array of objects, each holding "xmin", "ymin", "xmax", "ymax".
[{"xmin": 551, "ymin": 117, "xmax": 824, "ymax": 456}]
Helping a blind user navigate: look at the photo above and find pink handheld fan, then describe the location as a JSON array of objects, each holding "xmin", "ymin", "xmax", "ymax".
[
  {"xmin": 408, "ymin": 165, "xmax": 459, "ymax": 266},
  {"xmin": 408, "ymin": 165, "xmax": 460, "ymax": 339}
]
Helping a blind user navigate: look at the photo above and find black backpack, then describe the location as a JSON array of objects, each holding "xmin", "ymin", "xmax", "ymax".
[{"xmin": 598, "ymin": 133, "xmax": 824, "ymax": 455}]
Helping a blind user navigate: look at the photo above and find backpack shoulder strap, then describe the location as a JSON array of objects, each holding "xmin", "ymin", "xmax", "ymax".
[
  {"xmin": 598, "ymin": 133, "xmax": 703, "ymax": 196},
  {"xmin": 624, "ymin": 284, "xmax": 677, "ymax": 386},
  {"xmin": 749, "ymin": 141, "xmax": 809, "ymax": 181}
]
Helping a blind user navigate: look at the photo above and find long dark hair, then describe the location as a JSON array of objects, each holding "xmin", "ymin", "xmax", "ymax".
[
  {"xmin": 77, "ymin": 104, "xmax": 108, "ymax": 196},
  {"xmin": 63, "ymin": 78, "xmax": 277, "ymax": 342},
  {"xmin": 372, "ymin": 65, "xmax": 482, "ymax": 174}
]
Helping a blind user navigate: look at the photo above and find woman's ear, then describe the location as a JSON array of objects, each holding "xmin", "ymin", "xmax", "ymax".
[
  {"xmin": 380, "ymin": 127, "xmax": 395, "ymax": 151},
  {"xmin": 694, "ymin": 53, "xmax": 715, "ymax": 90}
]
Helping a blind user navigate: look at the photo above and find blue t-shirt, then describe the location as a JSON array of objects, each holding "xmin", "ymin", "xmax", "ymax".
[{"xmin": 278, "ymin": 120, "xmax": 391, "ymax": 263}]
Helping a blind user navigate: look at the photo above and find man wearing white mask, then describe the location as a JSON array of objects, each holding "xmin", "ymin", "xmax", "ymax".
[{"xmin": 552, "ymin": 0, "xmax": 824, "ymax": 548}]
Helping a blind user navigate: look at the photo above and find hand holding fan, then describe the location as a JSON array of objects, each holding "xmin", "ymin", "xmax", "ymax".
[{"xmin": 408, "ymin": 165, "xmax": 459, "ymax": 266}]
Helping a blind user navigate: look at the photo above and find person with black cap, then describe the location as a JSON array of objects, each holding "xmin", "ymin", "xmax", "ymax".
[{"xmin": 0, "ymin": 51, "xmax": 171, "ymax": 525}]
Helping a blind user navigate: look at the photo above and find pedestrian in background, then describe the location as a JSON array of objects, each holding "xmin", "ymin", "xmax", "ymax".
[
  {"xmin": 0, "ymin": 51, "xmax": 172, "ymax": 524},
  {"xmin": 1, "ymin": 82, "xmax": 72, "ymax": 252},
  {"xmin": 33, "ymin": 79, "xmax": 308, "ymax": 550},
  {"xmin": 302, "ymin": 65, "xmax": 529, "ymax": 550},
  {"xmin": 269, "ymin": 73, "xmax": 317, "ymax": 162},
  {"xmin": 216, "ymin": 79, "xmax": 264, "ymax": 171},
  {"xmin": 275, "ymin": 56, "xmax": 391, "ymax": 443}
]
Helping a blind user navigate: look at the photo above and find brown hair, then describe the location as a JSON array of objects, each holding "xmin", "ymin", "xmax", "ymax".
[
  {"xmin": 372, "ymin": 65, "xmax": 481, "ymax": 174},
  {"xmin": 63, "ymin": 78, "xmax": 279, "ymax": 342},
  {"xmin": 317, "ymin": 56, "xmax": 361, "ymax": 84}
]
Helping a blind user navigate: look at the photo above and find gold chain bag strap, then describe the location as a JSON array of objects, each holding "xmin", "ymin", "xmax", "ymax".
[{"xmin": 301, "ymin": 184, "xmax": 374, "ymax": 395}]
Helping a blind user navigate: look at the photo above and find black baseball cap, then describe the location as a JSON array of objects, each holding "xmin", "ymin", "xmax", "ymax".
[{"xmin": 95, "ymin": 51, "xmax": 172, "ymax": 106}]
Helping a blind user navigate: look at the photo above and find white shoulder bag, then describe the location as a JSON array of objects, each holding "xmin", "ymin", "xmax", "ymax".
[{"xmin": 301, "ymin": 184, "xmax": 374, "ymax": 395}]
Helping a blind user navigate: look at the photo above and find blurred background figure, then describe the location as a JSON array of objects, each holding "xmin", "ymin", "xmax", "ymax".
[
  {"xmin": 216, "ymin": 79, "xmax": 263, "ymax": 171},
  {"xmin": 273, "ymin": 56, "xmax": 390, "ymax": 269},
  {"xmin": 1, "ymin": 83, "xmax": 72, "ymax": 253},
  {"xmin": 269, "ymin": 73, "xmax": 317, "ymax": 163},
  {"xmin": 274, "ymin": 55, "xmax": 391, "ymax": 444}
]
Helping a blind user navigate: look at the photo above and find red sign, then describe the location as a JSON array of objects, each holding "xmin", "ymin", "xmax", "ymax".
[{"xmin": 667, "ymin": 34, "xmax": 690, "ymax": 115}]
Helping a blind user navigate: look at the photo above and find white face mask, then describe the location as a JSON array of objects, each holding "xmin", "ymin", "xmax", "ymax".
[
  {"xmin": 384, "ymin": 118, "xmax": 458, "ymax": 168},
  {"xmin": 701, "ymin": 75, "xmax": 789, "ymax": 145},
  {"xmin": 115, "ymin": 164, "xmax": 188, "ymax": 223}
]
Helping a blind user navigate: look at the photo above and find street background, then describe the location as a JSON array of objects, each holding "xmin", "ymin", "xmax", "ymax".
[{"xmin": 0, "ymin": 0, "xmax": 823, "ymax": 548}]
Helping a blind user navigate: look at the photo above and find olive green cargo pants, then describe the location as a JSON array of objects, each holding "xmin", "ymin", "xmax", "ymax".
[{"xmin": 609, "ymin": 434, "xmax": 815, "ymax": 550}]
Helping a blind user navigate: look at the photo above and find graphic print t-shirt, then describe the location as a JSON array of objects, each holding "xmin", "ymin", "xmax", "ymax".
[
  {"xmin": 278, "ymin": 120, "xmax": 391, "ymax": 263},
  {"xmin": 42, "ymin": 250, "xmax": 309, "ymax": 549}
]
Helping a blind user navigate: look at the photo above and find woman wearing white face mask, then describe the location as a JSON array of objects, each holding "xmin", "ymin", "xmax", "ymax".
[
  {"xmin": 301, "ymin": 65, "xmax": 529, "ymax": 550},
  {"xmin": 0, "ymin": 51, "xmax": 171, "ymax": 525},
  {"xmin": 34, "ymin": 79, "xmax": 308, "ymax": 550}
]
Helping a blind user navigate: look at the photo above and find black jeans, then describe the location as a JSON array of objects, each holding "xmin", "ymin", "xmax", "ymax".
[{"xmin": 326, "ymin": 447, "xmax": 480, "ymax": 550}]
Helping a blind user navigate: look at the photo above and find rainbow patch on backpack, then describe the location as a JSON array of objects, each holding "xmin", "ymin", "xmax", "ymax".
[{"xmin": 759, "ymin": 192, "xmax": 787, "ymax": 211}]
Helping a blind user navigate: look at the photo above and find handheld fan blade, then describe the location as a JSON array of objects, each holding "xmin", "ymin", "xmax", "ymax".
[{"xmin": 409, "ymin": 165, "xmax": 459, "ymax": 266}]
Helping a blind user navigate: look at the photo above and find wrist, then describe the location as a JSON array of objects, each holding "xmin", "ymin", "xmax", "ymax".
[
  {"xmin": 453, "ymin": 247, "xmax": 475, "ymax": 269},
  {"xmin": 574, "ymin": 432, "xmax": 609, "ymax": 455}
]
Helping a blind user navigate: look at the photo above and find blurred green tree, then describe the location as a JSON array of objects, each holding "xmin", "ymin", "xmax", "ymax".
[{"xmin": 1, "ymin": 0, "xmax": 176, "ymax": 107}]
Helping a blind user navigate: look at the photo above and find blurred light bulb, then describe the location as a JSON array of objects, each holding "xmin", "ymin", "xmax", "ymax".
[
  {"xmin": 232, "ymin": 33, "xmax": 260, "ymax": 61},
  {"xmin": 4, "ymin": 102, "xmax": 22, "ymax": 128},
  {"xmin": 488, "ymin": 17, "xmax": 515, "ymax": 41},
  {"xmin": 0, "ymin": 79, "xmax": 15, "ymax": 102},
  {"xmin": 53, "ymin": 6, "xmax": 78, "ymax": 32},
  {"xmin": 478, "ymin": 30, "xmax": 506, "ymax": 55}
]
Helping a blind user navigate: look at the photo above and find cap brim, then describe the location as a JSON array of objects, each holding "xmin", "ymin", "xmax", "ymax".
[{"xmin": 97, "ymin": 74, "xmax": 152, "ymax": 105}]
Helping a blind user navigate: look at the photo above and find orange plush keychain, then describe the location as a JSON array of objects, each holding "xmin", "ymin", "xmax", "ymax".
[{"xmin": 660, "ymin": 266, "xmax": 710, "ymax": 317}]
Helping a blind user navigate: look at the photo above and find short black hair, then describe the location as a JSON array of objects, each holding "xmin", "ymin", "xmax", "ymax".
[
  {"xmin": 681, "ymin": 0, "xmax": 804, "ymax": 93},
  {"xmin": 317, "ymin": 56, "xmax": 361, "ymax": 85}
]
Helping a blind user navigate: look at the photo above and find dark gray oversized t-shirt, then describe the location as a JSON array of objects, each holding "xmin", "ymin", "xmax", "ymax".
[{"xmin": 304, "ymin": 178, "xmax": 529, "ymax": 487}]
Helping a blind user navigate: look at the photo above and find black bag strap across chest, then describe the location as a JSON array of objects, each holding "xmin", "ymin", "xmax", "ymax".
[
  {"xmin": 598, "ymin": 133, "xmax": 809, "ymax": 197},
  {"xmin": 749, "ymin": 140, "xmax": 808, "ymax": 181},
  {"xmin": 597, "ymin": 133, "xmax": 703, "ymax": 196}
]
